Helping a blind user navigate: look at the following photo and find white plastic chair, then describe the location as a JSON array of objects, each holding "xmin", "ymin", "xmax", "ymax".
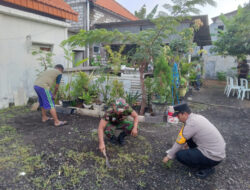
[
  {"xmin": 239, "ymin": 79, "xmax": 250, "ymax": 100},
  {"xmin": 227, "ymin": 77, "xmax": 241, "ymax": 97},
  {"xmin": 224, "ymin": 76, "xmax": 230, "ymax": 94}
]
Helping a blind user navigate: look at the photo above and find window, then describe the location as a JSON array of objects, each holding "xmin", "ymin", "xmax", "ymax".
[
  {"xmin": 32, "ymin": 42, "xmax": 53, "ymax": 52},
  {"xmin": 217, "ymin": 25, "xmax": 224, "ymax": 33},
  {"xmin": 93, "ymin": 46, "xmax": 100, "ymax": 53}
]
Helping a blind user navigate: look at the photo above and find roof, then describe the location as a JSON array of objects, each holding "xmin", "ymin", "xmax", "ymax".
[
  {"xmin": 93, "ymin": 0, "xmax": 138, "ymax": 21},
  {"xmin": 95, "ymin": 15, "xmax": 212, "ymax": 46},
  {"xmin": 211, "ymin": 10, "xmax": 237, "ymax": 22},
  {"xmin": 2, "ymin": 0, "xmax": 78, "ymax": 21}
]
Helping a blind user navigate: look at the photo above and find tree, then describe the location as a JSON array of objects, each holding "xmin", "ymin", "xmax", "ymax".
[
  {"xmin": 160, "ymin": 0, "xmax": 216, "ymax": 16},
  {"xmin": 211, "ymin": 3, "xmax": 250, "ymax": 59},
  {"xmin": 32, "ymin": 50, "xmax": 54, "ymax": 75},
  {"xmin": 134, "ymin": 4, "xmax": 159, "ymax": 19}
]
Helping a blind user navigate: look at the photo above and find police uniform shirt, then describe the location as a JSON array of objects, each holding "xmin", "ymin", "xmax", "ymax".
[{"xmin": 168, "ymin": 113, "xmax": 226, "ymax": 161}]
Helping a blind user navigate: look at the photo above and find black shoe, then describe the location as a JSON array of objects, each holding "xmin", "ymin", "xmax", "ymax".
[
  {"xmin": 195, "ymin": 168, "xmax": 215, "ymax": 179},
  {"xmin": 109, "ymin": 135, "xmax": 118, "ymax": 145},
  {"xmin": 117, "ymin": 132, "xmax": 127, "ymax": 146}
]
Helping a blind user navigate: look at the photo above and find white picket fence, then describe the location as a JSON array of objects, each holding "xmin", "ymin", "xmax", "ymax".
[{"xmin": 62, "ymin": 72, "xmax": 142, "ymax": 100}]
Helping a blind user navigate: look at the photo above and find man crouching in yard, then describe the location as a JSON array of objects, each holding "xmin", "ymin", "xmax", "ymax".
[
  {"xmin": 163, "ymin": 103, "xmax": 226, "ymax": 179},
  {"xmin": 34, "ymin": 64, "xmax": 67, "ymax": 127},
  {"xmin": 98, "ymin": 98, "xmax": 139, "ymax": 153}
]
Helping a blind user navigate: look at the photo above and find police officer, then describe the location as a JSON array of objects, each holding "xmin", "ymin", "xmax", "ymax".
[{"xmin": 162, "ymin": 103, "xmax": 226, "ymax": 178}]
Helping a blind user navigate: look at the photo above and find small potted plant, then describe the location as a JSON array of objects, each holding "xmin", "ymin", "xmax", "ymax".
[
  {"xmin": 179, "ymin": 77, "xmax": 188, "ymax": 97},
  {"xmin": 79, "ymin": 91, "xmax": 93, "ymax": 109}
]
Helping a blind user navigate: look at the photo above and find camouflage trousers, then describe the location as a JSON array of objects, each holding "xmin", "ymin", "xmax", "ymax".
[{"xmin": 104, "ymin": 120, "xmax": 134, "ymax": 138}]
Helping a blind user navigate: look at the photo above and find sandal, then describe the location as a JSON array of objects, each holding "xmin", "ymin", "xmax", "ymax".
[
  {"xmin": 42, "ymin": 117, "xmax": 54, "ymax": 123},
  {"xmin": 54, "ymin": 121, "xmax": 68, "ymax": 127}
]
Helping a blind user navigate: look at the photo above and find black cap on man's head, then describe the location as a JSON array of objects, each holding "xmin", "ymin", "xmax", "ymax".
[
  {"xmin": 55, "ymin": 64, "xmax": 64, "ymax": 71},
  {"xmin": 173, "ymin": 102, "xmax": 191, "ymax": 117}
]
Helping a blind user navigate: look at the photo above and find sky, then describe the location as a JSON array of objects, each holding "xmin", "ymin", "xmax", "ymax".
[{"xmin": 116, "ymin": 0, "xmax": 249, "ymax": 23}]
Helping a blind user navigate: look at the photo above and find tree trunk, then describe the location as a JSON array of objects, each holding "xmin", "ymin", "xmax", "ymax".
[{"xmin": 139, "ymin": 61, "xmax": 147, "ymax": 115}]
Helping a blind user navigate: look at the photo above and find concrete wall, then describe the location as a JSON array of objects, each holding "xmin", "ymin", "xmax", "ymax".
[
  {"xmin": 202, "ymin": 12, "xmax": 245, "ymax": 79},
  {"xmin": 0, "ymin": 5, "xmax": 69, "ymax": 109}
]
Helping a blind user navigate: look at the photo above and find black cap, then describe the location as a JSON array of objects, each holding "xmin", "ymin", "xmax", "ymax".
[
  {"xmin": 55, "ymin": 64, "xmax": 64, "ymax": 71},
  {"xmin": 173, "ymin": 103, "xmax": 191, "ymax": 117}
]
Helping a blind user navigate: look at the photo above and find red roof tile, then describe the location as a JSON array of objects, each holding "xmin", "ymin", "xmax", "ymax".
[
  {"xmin": 3, "ymin": 0, "xmax": 78, "ymax": 21},
  {"xmin": 94, "ymin": 0, "xmax": 138, "ymax": 21}
]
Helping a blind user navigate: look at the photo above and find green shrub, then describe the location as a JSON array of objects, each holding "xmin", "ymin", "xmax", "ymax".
[
  {"xmin": 217, "ymin": 72, "xmax": 226, "ymax": 81},
  {"xmin": 71, "ymin": 72, "xmax": 90, "ymax": 100},
  {"xmin": 110, "ymin": 79, "xmax": 124, "ymax": 100}
]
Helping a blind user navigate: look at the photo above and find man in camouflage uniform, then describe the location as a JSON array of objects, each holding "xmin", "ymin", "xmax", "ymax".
[{"xmin": 98, "ymin": 98, "xmax": 139, "ymax": 153}]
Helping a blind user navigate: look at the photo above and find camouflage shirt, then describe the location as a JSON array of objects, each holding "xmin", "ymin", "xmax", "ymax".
[{"xmin": 102, "ymin": 106, "xmax": 133, "ymax": 125}]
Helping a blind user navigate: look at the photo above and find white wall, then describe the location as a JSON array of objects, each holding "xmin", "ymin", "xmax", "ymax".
[
  {"xmin": 202, "ymin": 13, "xmax": 243, "ymax": 79},
  {"xmin": 0, "ymin": 5, "xmax": 69, "ymax": 108}
]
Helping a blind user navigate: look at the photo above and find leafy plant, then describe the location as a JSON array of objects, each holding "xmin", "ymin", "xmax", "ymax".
[
  {"xmin": 105, "ymin": 45, "xmax": 126, "ymax": 74},
  {"xmin": 71, "ymin": 72, "xmax": 90, "ymax": 100},
  {"xmin": 211, "ymin": 3, "xmax": 250, "ymax": 59},
  {"xmin": 217, "ymin": 71, "xmax": 226, "ymax": 81},
  {"xmin": 79, "ymin": 91, "xmax": 92, "ymax": 105},
  {"xmin": 90, "ymin": 55, "xmax": 102, "ymax": 66},
  {"xmin": 180, "ymin": 77, "xmax": 188, "ymax": 88},
  {"xmin": 153, "ymin": 53, "xmax": 173, "ymax": 103},
  {"xmin": 125, "ymin": 91, "xmax": 141, "ymax": 106},
  {"xmin": 134, "ymin": 4, "xmax": 158, "ymax": 19},
  {"xmin": 32, "ymin": 50, "xmax": 54, "ymax": 75},
  {"xmin": 144, "ymin": 77, "xmax": 153, "ymax": 107},
  {"xmin": 50, "ymin": 83, "xmax": 65, "ymax": 104},
  {"xmin": 96, "ymin": 74, "xmax": 112, "ymax": 105},
  {"xmin": 60, "ymin": 45, "xmax": 88, "ymax": 100},
  {"xmin": 180, "ymin": 61, "xmax": 192, "ymax": 76},
  {"xmin": 110, "ymin": 79, "xmax": 125, "ymax": 101}
]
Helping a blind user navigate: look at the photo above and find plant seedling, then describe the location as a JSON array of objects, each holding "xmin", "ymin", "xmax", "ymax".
[{"xmin": 163, "ymin": 159, "xmax": 173, "ymax": 169}]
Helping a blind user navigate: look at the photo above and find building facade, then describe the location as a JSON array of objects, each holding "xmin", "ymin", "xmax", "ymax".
[
  {"xmin": 0, "ymin": 0, "xmax": 77, "ymax": 109},
  {"xmin": 64, "ymin": 0, "xmax": 138, "ymax": 66}
]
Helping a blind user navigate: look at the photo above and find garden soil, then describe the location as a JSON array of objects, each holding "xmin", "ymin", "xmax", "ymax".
[{"xmin": 0, "ymin": 80, "xmax": 250, "ymax": 190}]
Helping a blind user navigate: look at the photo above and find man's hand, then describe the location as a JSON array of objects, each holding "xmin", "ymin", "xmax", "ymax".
[
  {"xmin": 162, "ymin": 156, "xmax": 171, "ymax": 163},
  {"xmin": 99, "ymin": 142, "xmax": 105, "ymax": 153},
  {"xmin": 52, "ymin": 94, "xmax": 56, "ymax": 100},
  {"xmin": 131, "ymin": 127, "xmax": 138, "ymax": 137}
]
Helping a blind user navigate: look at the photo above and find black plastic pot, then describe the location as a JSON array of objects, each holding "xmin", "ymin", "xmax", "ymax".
[{"xmin": 62, "ymin": 100, "xmax": 72, "ymax": 107}]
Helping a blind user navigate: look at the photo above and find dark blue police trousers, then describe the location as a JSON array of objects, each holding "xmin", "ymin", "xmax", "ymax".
[{"xmin": 176, "ymin": 139, "xmax": 221, "ymax": 170}]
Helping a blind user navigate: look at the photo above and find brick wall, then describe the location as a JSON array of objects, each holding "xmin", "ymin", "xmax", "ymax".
[
  {"xmin": 90, "ymin": 6, "xmax": 126, "ymax": 27},
  {"xmin": 65, "ymin": 0, "xmax": 127, "ymax": 31},
  {"xmin": 64, "ymin": 0, "xmax": 87, "ymax": 31}
]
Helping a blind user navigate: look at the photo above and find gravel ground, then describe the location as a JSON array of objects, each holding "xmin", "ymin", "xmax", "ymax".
[{"xmin": 0, "ymin": 80, "xmax": 249, "ymax": 190}]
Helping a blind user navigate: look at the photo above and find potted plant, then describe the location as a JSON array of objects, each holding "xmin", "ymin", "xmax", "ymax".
[
  {"xmin": 152, "ymin": 53, "xmax": 173, "ymax": 115},
  {"xmin": 79, "ymin": 91, "xmax": 93, "ymax": 109},
  {"xmin": 179, "ymin": 77, "xmax": 188, "ymax": 97},
  {"xmin": 125, "ymin": 91, "xmax": 141, "ymax": 113},
  {"xmin": 144, "ymin": 77, "xmax": 154, "ymax": 113},
  {"xmin": 60, "ymin": 45, "xmax": 88, "ymax": 107}
]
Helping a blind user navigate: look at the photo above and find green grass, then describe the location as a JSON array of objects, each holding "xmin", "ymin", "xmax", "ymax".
[{"xmin": 0, "ymin": 106, "xmax": 155, "ymax": 189}]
